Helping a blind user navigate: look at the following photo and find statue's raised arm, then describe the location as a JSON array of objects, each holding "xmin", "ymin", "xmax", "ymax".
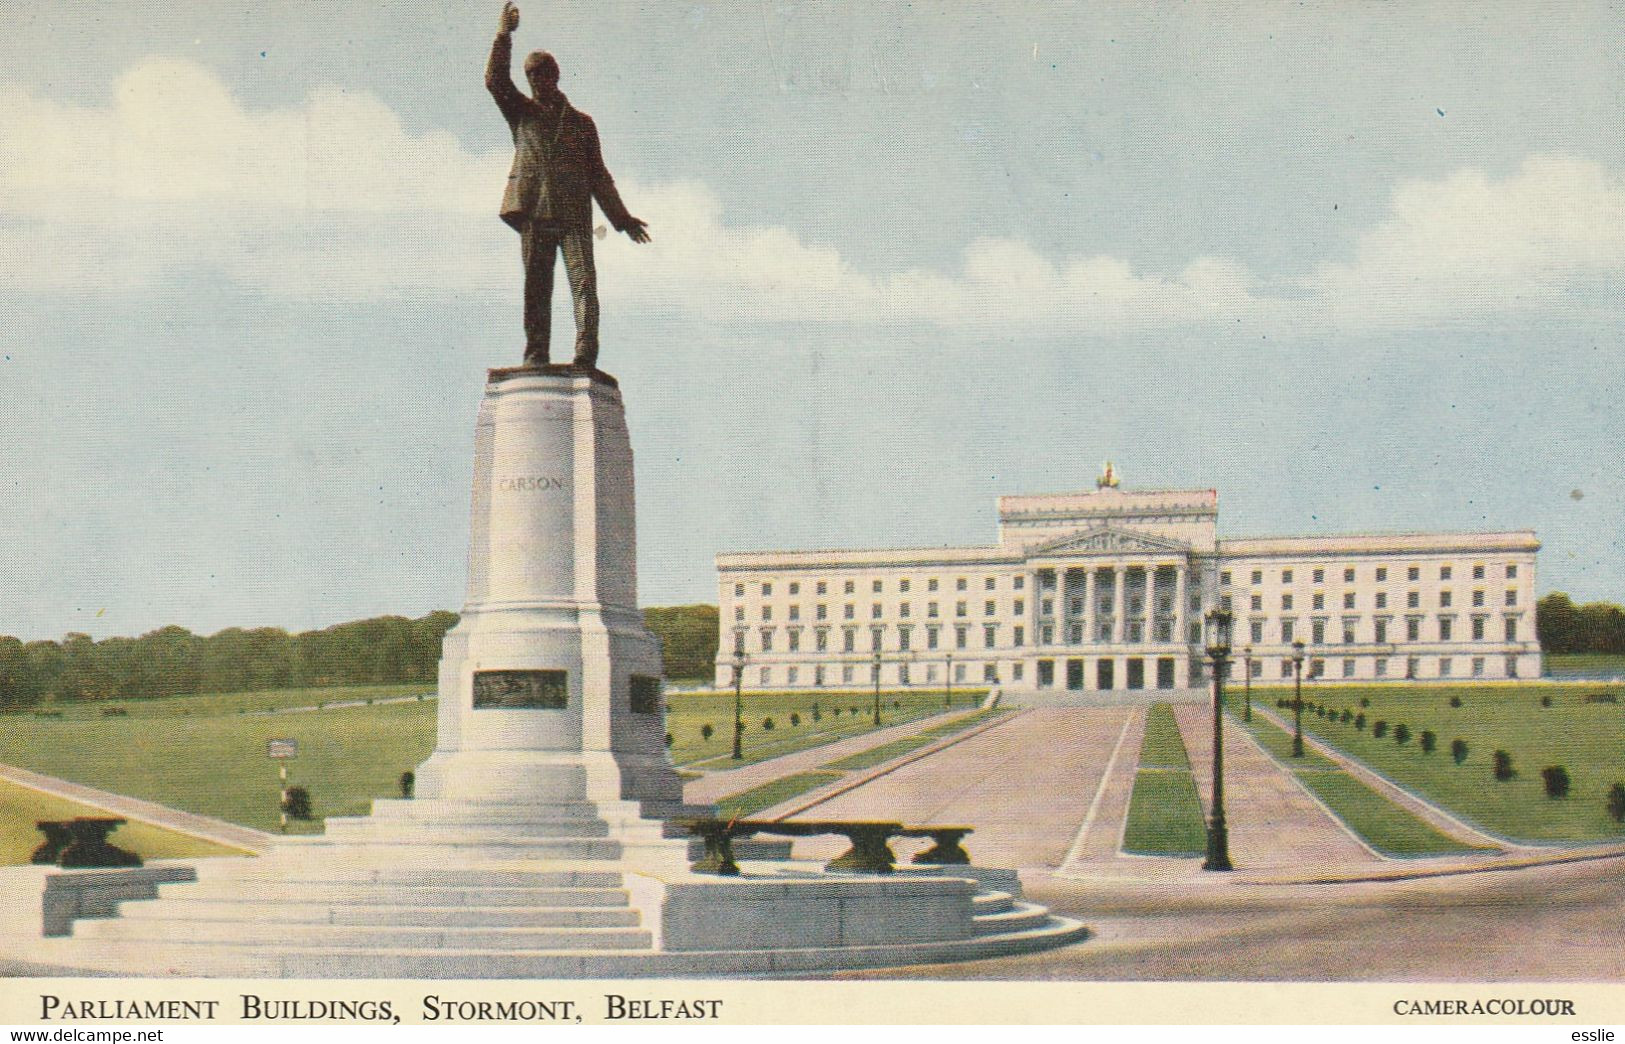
[{"xmin": 486, "ymin": 1, "xmax": 650, "ymax": 371}]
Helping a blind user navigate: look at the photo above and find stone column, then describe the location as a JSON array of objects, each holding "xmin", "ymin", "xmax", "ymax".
[
  {"xmin": 1113, "ymin": 566, "xmax": 1126, "ymax": 645},
  {"xmin": 1144, "ymin": 566, "xmax": 1157, "ymax": 647},
  {"xmin": 1175, "ymin": 564, "xmax": 1188, "ymax": 647},
  {"xmin": 1082, "ymin": 569, "xmax": 1095, "ymax": 646}
]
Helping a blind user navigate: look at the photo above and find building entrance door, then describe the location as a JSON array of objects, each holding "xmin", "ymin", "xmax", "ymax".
[
  {"xmin": 1126, "ymin": 658, "xmax": 1145, "ymax": 690},
  {"xmin": 1065, "ymin": 659, "xmax": 1084, "ymax": 690},
  {"xmin": 1096, "ymin": 658, "xmax": 1114, "ymax": 691},
  {"xmin": 1156, "ymin": 657, "xmax": 1176, "ymax": 689}
]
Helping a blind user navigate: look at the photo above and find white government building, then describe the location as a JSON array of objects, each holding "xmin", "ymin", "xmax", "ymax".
[{"xmin": 713, "ymin": 467, "xmax": 1542, "ymax": 694}]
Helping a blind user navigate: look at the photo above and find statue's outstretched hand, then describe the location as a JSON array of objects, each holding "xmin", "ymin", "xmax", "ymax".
[
  {"xmin": 624, "ymin": 218, "xmax": 651, "ymax": 244},
  {"xmin": 499, "ymin": 2, "xmax": 520, "ymax": 33}
]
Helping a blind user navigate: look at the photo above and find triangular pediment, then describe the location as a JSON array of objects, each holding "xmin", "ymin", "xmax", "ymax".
[{"xmin": 1027, "ymin": 525, "xmax": 1191, "ymax": 558}]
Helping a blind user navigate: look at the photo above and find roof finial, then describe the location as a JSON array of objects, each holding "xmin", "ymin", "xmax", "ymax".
[{"xmin": 1097, "ymin": 460, "xmax": 1120, "ymax": 489}]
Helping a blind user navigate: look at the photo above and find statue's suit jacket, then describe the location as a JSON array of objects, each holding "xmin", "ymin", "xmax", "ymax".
[{"xmin": 486, "ymin": 32, "xmax": 635, "ymax": 234}]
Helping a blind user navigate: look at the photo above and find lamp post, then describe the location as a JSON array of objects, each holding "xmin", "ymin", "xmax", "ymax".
[
  {"xmin": 1203, "ymin": 608, "xmax": 1234, "ymax": 872},
  {"xmin": 1291, "ymin": 639, "xmax": 1306, "ymax": 758},
  {"xmin": 731, "ymin": 643, "xmax": 747, "ymax": 761},
  {"xmin": 1242, "ymin": 644, "xmax": 1253, "ymax": 722},
  {"xmin": 872, "ymin": 649, "xmax": 883, "ymax": 727},
  {"xmin": 944, "ymin": 651, "xmax": 954, "ymax": 709}
]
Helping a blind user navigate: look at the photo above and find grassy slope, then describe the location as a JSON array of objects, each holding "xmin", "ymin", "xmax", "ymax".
[
  {"xmin": 0, "ymin": 780, "xmax": 246, "ymax": 865},
  {"xmin": 1248, "ymin": 682, "xmax": 1625, "ymax": 842},
  {"xmin": 1121, "ymin": 702, "xmax": 1207, "ymax": 856},
  {"xmin": 715, "ymin": 773, "xmax": 843, "ymax": 819}
]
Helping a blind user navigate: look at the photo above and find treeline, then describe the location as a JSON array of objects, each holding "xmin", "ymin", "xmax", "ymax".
[
  {"xmin": 1537, "ymin": 593, "xmax": 1625, "ymax": 655},
  {"xmin": 0, "ymin": 604, "xmax": 723, "ymax": 709}
]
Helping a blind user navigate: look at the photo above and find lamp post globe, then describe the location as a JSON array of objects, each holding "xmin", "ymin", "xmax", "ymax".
[
  {"xmin": 1202, "ymin": 608, "xmax": 1234, "ymax": 872},
  {"xmin": 1291, "ymin": 639, "xmax": 1307, "ymax": 758}
]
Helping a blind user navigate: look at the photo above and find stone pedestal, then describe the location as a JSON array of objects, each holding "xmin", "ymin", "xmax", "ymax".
[{"xmin": 416, "ymin": 365, "xmax": 688, "ymax": 815}]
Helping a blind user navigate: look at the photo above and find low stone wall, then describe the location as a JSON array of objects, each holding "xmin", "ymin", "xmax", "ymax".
[{"xmin": 42, "ymin": 865, "xmax": 196, "ymax": 937}]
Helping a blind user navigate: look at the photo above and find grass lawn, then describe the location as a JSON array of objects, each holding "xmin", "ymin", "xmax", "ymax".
[
  {"xmin": 1245, "ymin": 681, "xmax": 1625, "ymax": 843},
  {"xmin": 821, "ymin": 709, "xmax": 1007, "ymax": 771},
  {"xmin": 1138, "ymin": 703, "xmax": 1192, "ymax": 769},
  {"xmin": 1293, "ymin": 773, "xmax": 1480, "ymax": 858},
  {"xmin": 715, "ymin": 772, "xmax": 843, "ymax": 819},
  {"xmin": 0, "ymin": 780, "xmax": 247, "ymax": 866},
  {"xmin": 7, "ymin": 684, "xmax": 432, "ymax": 722},
  {"xmin": 1545, "ymin": 654, "xmax": 1625, "ymax": 679},
  {"xmin": 1120, "ymin": 702, "xmax": 1207, "ymax": 856},
  {"xmin": 0, "ymin": 700, "xmax": 437, "ymax": 833},
  {"xmin": 1121, "ymin": 770, "xmax": 1207, "ymax": 857},
  {"xmin": 670, "ymin": 689, "xmax": 984, "ymax": 768}
]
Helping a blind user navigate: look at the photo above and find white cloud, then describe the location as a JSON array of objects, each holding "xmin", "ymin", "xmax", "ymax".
[{"xmin": 3, "ymin": 58, "xmax": 1624, "ymax": 329}]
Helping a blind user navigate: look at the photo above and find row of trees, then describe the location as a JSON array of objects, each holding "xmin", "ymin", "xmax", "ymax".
[
  {"xmin": 0, "ymin": 605, "xmax": 722, "ymax": 710},
  {"xmin": 1537, "ymin": 593, "xmax": 1625, "ymax": 654}
]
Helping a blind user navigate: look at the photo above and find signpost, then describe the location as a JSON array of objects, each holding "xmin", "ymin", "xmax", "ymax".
[{"xmin": 268, "ymin": 739, "xmax": 298, "ymax": 833}]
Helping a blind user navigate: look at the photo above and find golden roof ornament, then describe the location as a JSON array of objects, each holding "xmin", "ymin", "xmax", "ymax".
[{"xmin": 1096, "ymin": 461, "xmax": 1120, "ymax": 490}]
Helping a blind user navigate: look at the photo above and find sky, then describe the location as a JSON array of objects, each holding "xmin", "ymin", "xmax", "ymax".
[{"xmin": 1, "ymin": 0, "xmax": 1622, "ymax": 643}]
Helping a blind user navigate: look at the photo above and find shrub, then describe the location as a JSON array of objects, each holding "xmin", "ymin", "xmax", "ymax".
[
  {"xmin": 832, "ymin": 707, "xmax": 842, "ymax": 717},
  {"xmin": 1360, "ymin": 697, "xmax": 1371, "ymax": 708},
  {"xmin": 762, "ymin": 717, "xmax": 775, "ymax": 731},
  {"xmin": 812, "ymin": 704, "xmax": 822, "ymax": 721},
  {"xmin": 1340, "ymin": 709, "xmax": 1352, "ymax": 724},
  {"xmin": 1420, "ymin": 730, "xmax": 1437, "ymax": 754},
  {"xmin": 1372, "ymin": 720, "xmax": 1388, "ymax": 739},
  {"xmin": 1451, "ymin": 738, "xmax": 1469, "ymax": 764},
  {"xmin": 701, "ymin": 723, "xmax": 714, "ymax": 742},
  {"xmin": 850, "ymin": 706, "xmax": 859, "ymax": 715},
  {"xmin": 281, "ymin": 786, "xmax": 313, "ymax": 821},
  {"xmin": 1608, "ymin": 783, "xmax": 1625, "ymax": 824},
  {"xmin": 1493, "ymin": 750, "xmax": 1516, "ymax": 781},
  {"xmin": 665, "ymin": 731, "xmax": 674, "ymax": 747},
  {"xmin": 1540, "ymin": 695, "xmax": 1553, "ymax": 709},
  {"xmin": 1355, "ymin": 713, "xmax": 1366, "ymax": 731},
  {"xmin": 1541, "ymin": 765, "xmax": 1570, "ymax": 799},
  {"xmin": 1449, "ymin": 696, "xmax": 1462, "ymax": 708},
  {"xmin": 398, "ymin": 771, "xmax": 415, "ymax": 799},
  {"xmin": 1394, "ymin": 724, "xmax": 1411, "ymax": 745},
  {"xmin": 102, "ymin": 707, "xmax": 128, "ymax": 717},
  {"xmin": 1277, "ymin": 698, "xmax": 1288, "ymax": 709},
  {"xmin": 789, "ymin": 713, "xmax": 801, "ymax": 727}
]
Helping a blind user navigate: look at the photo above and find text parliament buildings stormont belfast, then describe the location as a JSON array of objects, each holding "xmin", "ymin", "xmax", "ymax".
[{"xmin": 713, "ymin": 466, "xmax": 1542, "ymax": 694}]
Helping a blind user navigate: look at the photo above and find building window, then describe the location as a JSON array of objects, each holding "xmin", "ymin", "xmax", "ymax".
[
  {"xmin": 956, "ymin": 601, "xmax": 968, "ymax": 618},
  {"xmin": 762, "ymin": 583, "xmax": 772, "ymax": 596},
  {"xmin": 1041, "ymin": 599, "xmax": 1054, "ymax": 616},
  {"xmin": 734, "ymin": 582, "xmax": 744, "ymax": 597},
  {"xmin": 1281, "ymin": 660, "xmax": 1294, "ymax": 679},
  {"xmin": 1472, "ymin": 618, "xmax": 1485, "ymax": 641},
  {"xmin": 1282, "ymin": 569, "xmax": 1294, "ymax": 584},
  {"xmin": 1281, "ymin": 620, "xmax": 1295, "ymax": 643},
  {"xmin": 1342, "ymin": 622, "xmax": 1356, "ymax": 644},
  {"xmin": 927, "ymin": 627, "xmax": 939, "ymax": 650},
  {"xmin": 1012, "ymin": 663, "xmax": 1024, "ymax": 681},
  {"xmin": 1309, "ymin": 658, "xmax": 1324, "ymax": 679},
  {"xmin": 1407, "ymin": 591, "xmax": 1420, "ymax": 609},
  {"xmin": 758, "ymin": 667, "xmax": 771, "ymax": 686},
  {"xmin": 928, "ymin": 578, "xmax": 939, "ymax": 592},
  {"xmin": 985, "ymin": 577, "xmax": 996, "ymax": 591},
  {"xmin": 787, "ymin": 667, "xmax": 798, "ymax": 685},
  {"xmin": 1405, "ymin": 657, "xmax": 1418, "ymax": 679},
  {"xmin": 1440, "ymin": 566, "xmax": 1452, "ymax": 581},
  {"xmin": 1471, "ymin": 590, "xmax": 1484, "ymax": 607},
  {"xmin": 1069, "ymin": 624, "xmax": 1084, "ymax": 644},
  {"xmin": 1506, "ymin": 654, "xmax": 1519, "ymax": 678},
  {"xmin": 1250, "ymin": 620, "xmax": 1263, "ymax": 643},
  {"xmin": 899, "ymin": 602, "xmax": 911, "ymax": 619},
  {"xmin": 872, "ymin": 580, "xmax": 883, "ymax": 594},
  {"xmin": 1252, "ymin": 570, "xmax": 1263, "ymax": 585},
  {"xmin": 954, "ymin": 663, "xmax": 967, "ymax": 682},
  {"xmin": 1312, "ymin": 569, "xmax": 1324, "ymax": 584},
  {"xmin": 1014, "ymin": 599, "xmax": 1025, "ymax": 616},
  {"xmin": 1473, "ymin": 564, "xmax": 1485, "ymax": 580},
  {"xmin": 1251, "ymin": 595, "xmax": 1262, "ymax": 611},
  {"xmin": 789, "ymin": 605, "xmax": 800, "ymax": 621},
  {"xmin": 1344, "ymin": 568, "xmax": 1356, "ymax": 582},
  {"xmin": 1282, "ymin": 594, "xmax": 1294, "ymax": 611},
  {"xmin": 788, "ymin": 630, "xmax": 801, "ymax": 652},
  {"xmin": 814, "ymin": 665, "xmax": 825, "ymax": 686},
  {"xmin": 1043, "ymin": 625, "xmax": 1056, "ymax": 645},
  {"xmin": 899, "ymin": 578, "xmax": 910, "ymax": 593},
  {"xmin": 816, "ymin": 630, "xmax": 828, "ymax": 652},
  {"xmin": 957, "ymin": 578, "xmax": 968, "ymax": 591},
  {"xmin": 1376, "ymin": 567, "xmax": 1388, "ymax": 582},
  {"xmin": 1014, "ymin": 625, "xmax": 1025, "ymax": 647},
  {"xmin": 762, "ymin": 606, "xmax": 773, "ymax": 621},
  {"xmin": 1376, "ymin": 592, "xmax": 1388, "ymax": 609},
  {"xmin": 1505, "ymin": 618, "xmax": 1518, "ymax": 641},
  {"xmin": 789, "ymin": 582, "xmax": 800, "ymax": 596},
  {"xmin": 842, "ymin": 665, "xmax": 854, "ymax": 685},
  {"xmin": 871, "ymin": 603, "xmax": 882, "ymax": 620},
  {"xmin": 1220, "ymin": 571, "xmax": 1232, "ymax": 586},
  {"xmin": 1505, "ymin": 588, "xmax": 1518, "ymax": 606},
  {"xmin": 843, "ymin": 630, "xmax": 856, "ymax": 653},
  {"xmin": 844, "ymin": 580, "xmax": 855, "ymax": 594},
  {"xmin": 1407, "ymin": 566, "xmax": 1420, "ymax": 582},
  {"xmin": 843, "ymin": 604, "xmax": 855, "ymax": 620},
  {"xmin": 1220, "ymin": 596, "xmax": 1232, "ymax": 612},
  {"xmin": 1440, "ymin": 591, "xmax": 1452, "ymax": 608},
  {"xmin": 1014, "ymin": 575, "xmax": 1025, "ymax": 590},
  {"xmin": 1406, "ymin": 618, "xmax": 1420, "ymax": 642},
  {"xmin": 759, "ymin": 629, "xmax": 774, "ymax": 652},
  {"xmin": 816, "ymin": 581, "xmax": 827, "ymax": 595},
  {"xmin": 984, "ymin": 600, "xmax": 996, "ymax": 617},
  {"xmin": 1342, "ymin": 658, "xmax": 1356, "ymax": 678},
  {"xmin": 927, "ymin": 601, "xmax": 939, "ymax": 618},
  {"xmin": 1470, "ymin": 656, "xmax": 1484, "ymax": 677},
  {"xmin": 1312, "ymin": 594, "xmax": 1325, "ymax": 611},
  {"xmin": 984, "ymin": 663, "xmax": 999, "ymax": 683},
  {"xmin": 899, "ymin": 663, "xmax": 911, "ymax": 684},
  {"xmin": 956, "ymin": 627, "xmax": 968, "ymax": 650},
  {"xmin": 1312, "ymin": 620, "xmax": 1325, "ymax": 645},
  {"xmin": 1439, "ymin": 618, "xmax": 1453, "ymax": 642},
  {"xmin": 1375, "ymin": 618, "xmax": 1388, "ymax": 643},
  {"xmin": 1439, "ymin": 657, "xmax": 1453, "ymax": 677},
  {"xmin": 1250, "ymin": 659, "xmax": 1262, "ymax": 678},
  {"xmin": 984, "ymin": 625, "xmax": 997, "ymax": 649},
  {"xmin": 734, "ymin": 606, "xmax": 744, "ymax": 621},
  {"xmin": 899, "ymin": 628, "xmax": 911, "ymax": 651},
  {"xmin": 1506, "ymin": 564, "xmax": 1518, "ymax": 579},
  {"xmin": 1375, "ymin": 658, "xmax": 1388, "ymax": 678},
  {"xmin": 1344, "ymin": 592, "xmax": 1356, "ymax": 610}
]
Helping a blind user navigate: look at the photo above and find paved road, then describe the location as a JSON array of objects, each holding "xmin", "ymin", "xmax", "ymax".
[
  {"xmin": 1173, "ymin": 703, "xmax": 1376, "ymax": 872},
  {"xmin": 784, "ymin": 707, "xmax": 1134, "ymax": 870},
  {"xmin": 841, "ymin": 850, "xmax": 1625, "ymax": 981}
]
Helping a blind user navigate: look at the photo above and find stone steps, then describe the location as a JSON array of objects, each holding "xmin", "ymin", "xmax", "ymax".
[
  {"xmin": 970, "ymin": 900, "xmax": 1053, "ymax": 936},
  {"xmin": 189, "ymin": 865, "xmax": 624, "ymax": 889},
  {"xmin": 322, "ymin": 818, "xmax": 623, "ymax": 840},
  {"xmin": 119, "ymin": 900, "xmax": 642, "ymax": 929},
  {"xmin": 160, "ymin": 882, "xmax": 633, "ymax": 908},
  {"xmin": 971, "ymin": 889, "xmax": 1015, "ymax": 914},
  {"xmin": 74, "ymin": 917, "xmax": 654, "ymax": 952}
]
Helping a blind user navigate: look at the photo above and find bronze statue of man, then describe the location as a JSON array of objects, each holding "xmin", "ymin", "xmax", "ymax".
[{"xmin": 487, "ymin": 1, "xmax": 649, "ymax": 369}]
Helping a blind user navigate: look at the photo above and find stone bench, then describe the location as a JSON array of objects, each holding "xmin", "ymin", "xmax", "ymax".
[
  {"xmin": 32, "ymin": 818, "xmax": 143, "ymax": 869},
  {"xmin": 680, "ymin": 819, "xmax": 974, "ymax": 877}
]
